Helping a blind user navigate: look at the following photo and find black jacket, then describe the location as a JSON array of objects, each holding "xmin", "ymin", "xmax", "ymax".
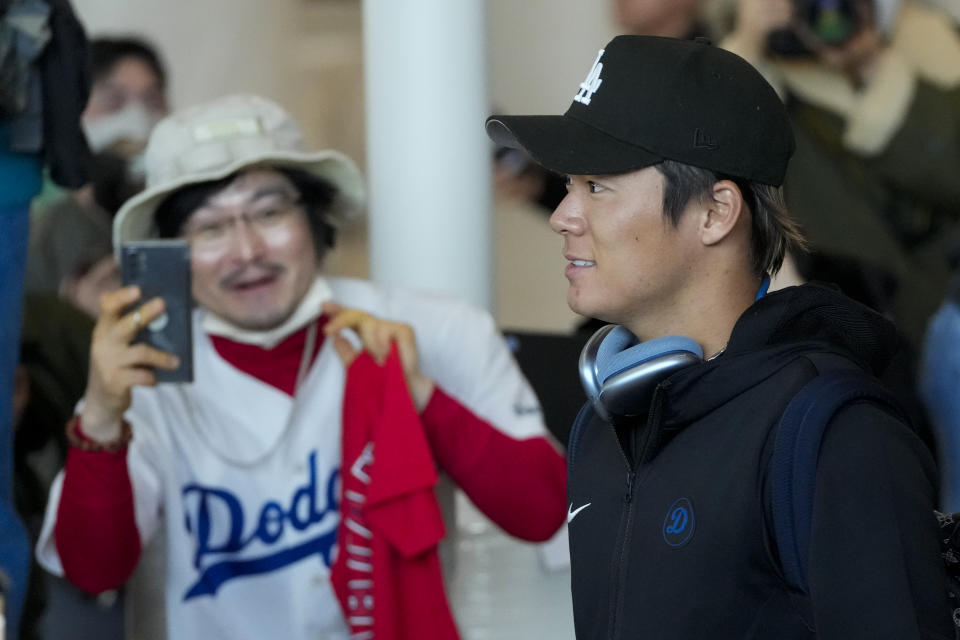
[
  {"xmin": 2, "ymin": 0, "xmax": 89, "ymax": 187},
  {"xmin": 566, "ymin": 283, "xmax": 954, "ymax": 639},
  {"xmin": 40, "ymin": 0, "xmax": 89, "ymax": 188}
]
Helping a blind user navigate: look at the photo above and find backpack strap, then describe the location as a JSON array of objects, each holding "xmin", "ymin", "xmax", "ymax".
[{"xmin": 770, "ymin": 369, "xmax": 906, "ymax": 594}]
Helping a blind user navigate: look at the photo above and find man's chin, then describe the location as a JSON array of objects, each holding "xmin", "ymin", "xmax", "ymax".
[
  {"xmin": 568, "ymin": 295, "xmax": 620, "ymax": 327},
  {"xmin": 214, "ymin": 304, "xmax": 298, "ymax": 332},
  {"xmin": 233, "ymin": 313, "xmax": 294, "ymax": 332},
  {"xmin": 212, "ymin": 286, "xmax": 295, "ymax": 329},
  {"xmin": 567, "ymin": 292, "xmax": 596, "ymax": 321}
]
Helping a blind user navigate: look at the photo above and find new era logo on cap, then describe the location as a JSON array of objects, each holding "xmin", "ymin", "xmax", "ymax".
[
  {"xmin": 574, "ymin": 49, "xmax": 605, "ymax": 106},
  {"xmin": 693, "ymin": 128, "xmax": 718, "ymax": 150}
]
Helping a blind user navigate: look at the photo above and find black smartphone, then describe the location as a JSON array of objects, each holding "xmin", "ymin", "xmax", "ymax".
[{"xmin": 120, "ymin": 240, "xmax": 194, "ymax": 383}]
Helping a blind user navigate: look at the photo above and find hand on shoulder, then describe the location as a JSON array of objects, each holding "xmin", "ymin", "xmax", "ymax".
[{"xmin": 323, "ymin": 301, "xmax": 435, "ymax": 411}]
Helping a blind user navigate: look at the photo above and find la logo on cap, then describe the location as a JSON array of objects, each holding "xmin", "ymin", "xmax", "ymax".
[{"xmin": 574, "ymin": 49, "xmax": 604, "ymax": 105}]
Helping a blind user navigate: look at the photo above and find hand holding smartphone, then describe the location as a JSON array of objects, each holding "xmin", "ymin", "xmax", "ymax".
[{"xmin": 120, "ymin": 240, "xmax": 194, "ymax": 383}]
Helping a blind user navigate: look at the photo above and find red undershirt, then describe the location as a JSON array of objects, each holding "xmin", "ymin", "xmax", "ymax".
[
  {"xmin": 55, "ymin": 317, "xmax": 567, "ymax": 594},
  {"xmin": 208, "ymin": 316, "xmax": 329, "ymax": 396}
]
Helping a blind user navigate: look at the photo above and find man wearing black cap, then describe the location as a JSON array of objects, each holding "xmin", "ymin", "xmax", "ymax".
[{"xmin": 488, "ymin": 36, "xmax": 953, "ymax": 639}]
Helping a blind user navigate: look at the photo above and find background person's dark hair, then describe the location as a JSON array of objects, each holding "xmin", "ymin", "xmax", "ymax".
[
  {"xmin": 494, "ymin": 146, "xmax": 568, "ymax": 212},
  {"xmin": 89, "ymin": 37, "xmax": 167, "ymax": 89},
  {"xmin": 655, "ymin": 159, "xmax": 807, "ymax": 276},
  {"xmin": 154, "ymin": 167, "xmax": 338, "ymax": 255}
]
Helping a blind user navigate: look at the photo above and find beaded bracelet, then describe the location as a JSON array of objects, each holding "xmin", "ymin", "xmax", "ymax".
[{"xmin": 65, "ymin": 415, "xmax": 133, "ymax": 452}]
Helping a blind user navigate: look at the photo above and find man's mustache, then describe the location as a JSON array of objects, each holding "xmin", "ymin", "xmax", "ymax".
[{"xmin": 220, "ymin": 263, "xmax": 285, "ymax": 288}]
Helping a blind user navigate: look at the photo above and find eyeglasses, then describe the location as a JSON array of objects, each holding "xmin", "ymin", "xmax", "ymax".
[{"xmin": 183, "ymin": 196, "xmax": 304, "ymax": 251}]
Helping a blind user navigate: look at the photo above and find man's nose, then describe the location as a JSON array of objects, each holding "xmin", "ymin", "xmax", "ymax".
[
  {"xmin": 549, "ymin": 193, "xmax": 584, "ymax": 235},
  {"xmin": 231, "ymin": 219, "xmax": 267, "ymax": 261}
]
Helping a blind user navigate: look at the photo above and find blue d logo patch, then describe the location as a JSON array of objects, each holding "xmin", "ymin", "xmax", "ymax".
[{"xmin": 662, "ymin": 498, "xmax": 695, "ymax": 548}]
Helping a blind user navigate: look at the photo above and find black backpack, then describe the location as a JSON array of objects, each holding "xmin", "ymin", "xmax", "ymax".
[{"xmin": 771, "ymin": 369, "xmax": 960, "ymax": 633}]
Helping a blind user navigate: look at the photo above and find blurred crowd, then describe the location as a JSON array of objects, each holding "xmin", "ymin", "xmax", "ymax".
[
  {"xmin": 10, "ymin": 32, "xmax": 170, "ymax": 638},
  {"xmin": 1, "ymin": 0, "xmax": 959, "ymax": 638}
]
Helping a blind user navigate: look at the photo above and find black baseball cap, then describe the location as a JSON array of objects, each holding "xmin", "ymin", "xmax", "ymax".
[{"xmin": 486, "ymin": 36, "xmax": 795, "ymax": 186}]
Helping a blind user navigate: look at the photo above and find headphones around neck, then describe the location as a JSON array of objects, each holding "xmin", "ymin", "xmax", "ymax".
[
  {"xmin": 579, "ymin": 326, "xmax": 702, "ymax": 424},
  {"xmin": 579, "ymin": 277, "xmax": 770, "ymax": 424}
]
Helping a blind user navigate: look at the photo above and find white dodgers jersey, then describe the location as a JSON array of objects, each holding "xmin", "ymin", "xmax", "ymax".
[{"xmin": 37, "ymin": 277, "xmax": 547, "ymax": 639}]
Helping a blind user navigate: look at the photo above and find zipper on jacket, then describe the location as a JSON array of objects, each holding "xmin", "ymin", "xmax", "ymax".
[
  {"xmin": 636, "ymin": 386, "xmax": 667, "ymax": 465},
  {"xmin": 606, "ymin": 471, "xmax": 636, "ymax": 639},
  {"xmin": 607, "ymin": 389, "xmax": 666, "ymax": 639},
  {"xmin": 609, "ymin": 424, "xmax": 633, "ymax": 471}
]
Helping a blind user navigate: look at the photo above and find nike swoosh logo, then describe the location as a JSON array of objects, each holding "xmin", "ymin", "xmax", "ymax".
[
  {"xmin": 567, "ymin": 502, "xmax": 592, "ymax": 524},
  {"xmin": 513, "ymin": 403, "xmax": 542, "ymax": 417}
]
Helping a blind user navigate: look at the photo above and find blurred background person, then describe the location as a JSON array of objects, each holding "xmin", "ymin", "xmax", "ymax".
[
  {"xmin": 16, "ymin": 229, "xmax": 119, "ymax": 639},
  {"xmin": 77, "ymin": 36, "xmax": 168, "ymax": 213},
  {"xmin": 15, "ymin": 32, "xmax": 167, "ymax": 640},
  {"xmin": 1, "ymin": 0, "xmax": 89, "ymax": 637},
  {"xmin": 713, "ymin": 0, "xmax": 960, "ymax": 443},
  {"xmin": 27, "ymin": 36, "xmax": 169, "ymax": 313},
  {"xmin": 921, "ymin": 228, "xmax": 960, "ymax": 512},
  {"xmin": 24, "ymin": 191, "xmax": 115, "ymax": 319},
  {"xmin": 32, "ymin": 35, "xmax": 168, "ymax": 220},
  {"xmin": 34, "ymin": 93, "xmax": 567, "ymax": 640},
  {"xmin": 14, "ymin": 297, "xmax": 107, "ymax": 640},
  {"xmin": 492, "ymin": 146, "xmax": 567, "ymax": 213},
  {"xmin": 721, "ymin": 0, "xmax": 960, "ymax": 349},
  {"xmin": 27, "ymin": 36, "xmax": 167, "ymax": 322},
  {"xmin": 613, "ymin": 0, "xmax": 718, "ymax": 38}
]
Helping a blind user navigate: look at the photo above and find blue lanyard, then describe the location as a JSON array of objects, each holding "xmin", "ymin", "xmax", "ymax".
[{"xmin": 756, "ymin": 275, "xmax": 771, "ymax": 301}]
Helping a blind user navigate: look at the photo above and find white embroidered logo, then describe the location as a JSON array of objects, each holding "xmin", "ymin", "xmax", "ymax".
[
  {"xmin": 567, "ymin": 502, "xmax": 592, "ymax": 524},
  {"xmin": 573, "ymin": 49, "xmax": 605, "ymax": 105}
]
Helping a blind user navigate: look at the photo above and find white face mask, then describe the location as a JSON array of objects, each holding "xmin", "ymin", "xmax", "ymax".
[
  {"xmin": 125, "ymin": 151, "xmax": 147, "ymax": 181},
  {"xmin": 874, "ymin": 0, "xmax": 903, "ymax": 35},
  {"xmin": 82, "ymin": 102, "xmax": 161, "ymax": 154}
]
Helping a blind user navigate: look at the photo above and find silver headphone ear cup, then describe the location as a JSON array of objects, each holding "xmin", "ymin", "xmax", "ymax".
[
  {"xmin": 579, "ymin": 324, "xmax": 618, "ymax": 423},
  {"xmin": 601, "ymin": 350, "xmax": 702, "ymax": 420},
  {"xmin": 580, "ymin": 325, "xmax": 703, "ymax": 424}
]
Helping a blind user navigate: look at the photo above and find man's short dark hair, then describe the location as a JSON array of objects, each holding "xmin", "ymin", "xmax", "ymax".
[
  {"xmin": 655, "ymin": 160, "xmax": 807, "ymax": 276},
  {"xmin": 89, "ymin": 37, "xmax": 167, "ymax": 89},
  {"xmin": 154, "ymin": 167, "xmax": 338, "ymax": 255}
]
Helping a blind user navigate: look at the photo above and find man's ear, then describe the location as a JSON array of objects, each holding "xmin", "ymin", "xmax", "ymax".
[{"xmin": 700, "ymin": 179, "xmax": 746, "ymax": 246}]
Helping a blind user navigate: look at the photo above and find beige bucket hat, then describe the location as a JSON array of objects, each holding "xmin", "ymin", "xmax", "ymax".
[{"xmin": 113, "ymin": 94, "xmax": 365, "ymax": 257}]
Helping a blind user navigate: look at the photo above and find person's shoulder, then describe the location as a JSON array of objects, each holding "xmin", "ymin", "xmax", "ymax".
[
  {"xmin": 329, "ymin": 276, "xmax": 493, "ymax": 324},
  {"xmin": 327, "ymin": 276, "xmax": 401, "ymax": 308},
  {"xmin": 824, "ymin": 398, "xmax": 932, "ymax": 472},
  {"xmin": 792, "ymin": 355, "xmax": 912, "ymax": 432},
  {"xmin": 829, "ymin": 399, "xmax": 911, "ymax": 430}
]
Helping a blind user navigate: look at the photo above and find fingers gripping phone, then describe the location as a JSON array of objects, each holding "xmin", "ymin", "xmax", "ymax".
[{"xmin": 121, "ymin": 240, "xmax": 194, "ymax": 383}]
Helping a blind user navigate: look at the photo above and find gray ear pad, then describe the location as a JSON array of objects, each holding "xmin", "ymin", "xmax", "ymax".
[{"xmin": 579, "ymin": 325, "xmax": 703, "ymax": 424}]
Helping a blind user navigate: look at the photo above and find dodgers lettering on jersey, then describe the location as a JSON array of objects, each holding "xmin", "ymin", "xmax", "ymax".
[{"xmin": 181, "ymin": 450, "xmax": 340, "ymax": 599}]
